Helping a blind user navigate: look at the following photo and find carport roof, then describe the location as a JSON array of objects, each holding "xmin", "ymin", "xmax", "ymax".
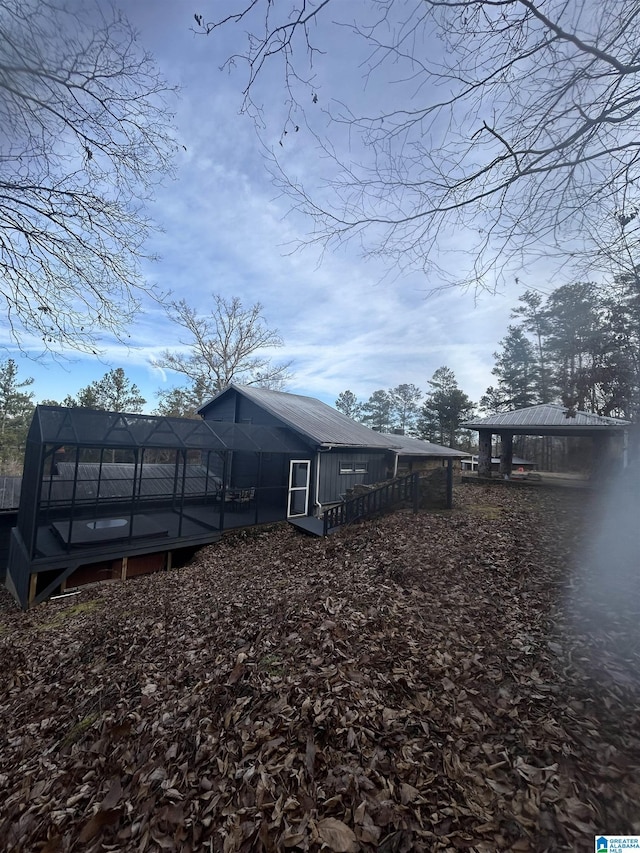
[{"xmin": 464, "ymin": 404, "xmax": 629, "ymax": 436}]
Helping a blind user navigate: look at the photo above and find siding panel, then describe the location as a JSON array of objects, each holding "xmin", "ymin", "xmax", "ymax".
[{"xmin": 318, "ymin": 451, "xmax": 388, "ymax": 504}]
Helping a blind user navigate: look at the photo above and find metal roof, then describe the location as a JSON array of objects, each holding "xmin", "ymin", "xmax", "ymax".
[
  {"xmin": 200, "ymin": 385, "xmax": 399, "ymax": 449},
  {"xmin": 50, "ymin": 463, "xmax": 221, "ymax": 502},
  {"xmin": 0, "ymin": 477, "xmax": 22, "ymax": 510},
  {"xmin": 464, "ymin": 404, "xmax": 629, "ymax": 435},
  {"xmin": 379, "ymin": 434, "xmax": 468, "ymax": 457}
]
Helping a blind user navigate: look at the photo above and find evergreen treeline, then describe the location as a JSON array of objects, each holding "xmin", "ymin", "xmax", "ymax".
[
  {"xmin": 336, "ymin": 278, "xmax": 639, "ymax": 460},
  {"xmin": 483, "ymin": 281, "xmax": 639, "ymax": 420},
  {"xmin": 336, "ymin": 370, "xmax": 476, "ymax": 450},
  {"xmin": 2, "ymin": 275, "xmax": 638, "ymax": 474}
]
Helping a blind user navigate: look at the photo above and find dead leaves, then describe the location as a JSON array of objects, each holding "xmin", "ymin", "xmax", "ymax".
[
  {"xmin": 0, "ymin": 486, "xmax": 639, "ymax": 851},
  {"xmin": 315, "ymin": 817, "xmax": 358, "ymax": 852}
]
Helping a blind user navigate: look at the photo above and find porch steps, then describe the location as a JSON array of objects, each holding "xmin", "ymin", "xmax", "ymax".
[
  {"xmin": 289, "ymin": 472, "xmax": 420, "ymax": 538},
  {"xmin": 288, "ymin": 516, "xmax": 338, "ymax": 537}
]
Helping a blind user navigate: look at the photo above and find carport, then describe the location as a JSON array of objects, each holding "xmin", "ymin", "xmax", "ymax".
[{"xmin": 463, "ymin": 404, "xmax": 630, "ymax": 479}]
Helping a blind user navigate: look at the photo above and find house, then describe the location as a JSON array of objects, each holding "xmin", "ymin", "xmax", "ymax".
[
  {"xmin": 6, "ymin": 387, "xmax": 466, "ymax": 608},
  {"xmin": 199, "ymin": 386, "xmax": 471, "ymax": 512},
  {"xmin": 198, "ymin": 384, "xmax": 399, "ymax": 516},
  {"xmin": 460, "ymin": 455, "xmax": 535, "ymax": 473}
]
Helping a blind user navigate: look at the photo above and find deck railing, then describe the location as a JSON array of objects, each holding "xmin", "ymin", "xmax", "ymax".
[{"xmin": 322, "ymin": 471, "xmax": 420, "ymax": 535}]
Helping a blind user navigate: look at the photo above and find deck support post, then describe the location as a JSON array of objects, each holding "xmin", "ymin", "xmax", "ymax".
[
  {"xmin": 28, "ymin": 573, "xmax": 37, "ymax": 607},
  {"xmin": 120, "ymin": 556, "xmax": 128, "ymax": 582}
]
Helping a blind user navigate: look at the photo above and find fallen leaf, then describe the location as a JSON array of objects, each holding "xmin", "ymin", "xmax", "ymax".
[{"xmin": 316, "ymin": 817, "xmax": 359, "ymax": 852}]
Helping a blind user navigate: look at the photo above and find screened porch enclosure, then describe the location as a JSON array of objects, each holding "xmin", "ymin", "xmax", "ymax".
[{"xmin": 6, "ymin": 407, "xmax": 311, "ymax": 608}]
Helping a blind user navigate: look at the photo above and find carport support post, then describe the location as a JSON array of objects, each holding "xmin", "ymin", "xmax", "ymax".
[
  {"xmin": 592, "ymin": 433, "xmax": 615, "ymax": 482},
  {"xmin": 499, "ymin": 433, "xmax": 514, "ymax": 478},
  {"xmin": 478, "ymin": 430, "xmax": 493, "ymax": 478}
]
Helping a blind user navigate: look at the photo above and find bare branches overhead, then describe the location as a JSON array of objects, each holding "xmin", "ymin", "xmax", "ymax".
[
  {"xmin": 197, "ymin": 0, "xmax": 640, "ymax": 287},
  {"xmin": 0, "ymin": 0, "xmax": 177, "ymax": 354}
]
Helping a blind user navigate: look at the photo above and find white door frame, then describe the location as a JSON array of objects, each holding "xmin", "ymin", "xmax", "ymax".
[{"xmin": 287, "ymin": 459, "xmax": 311, "ymax": 518}]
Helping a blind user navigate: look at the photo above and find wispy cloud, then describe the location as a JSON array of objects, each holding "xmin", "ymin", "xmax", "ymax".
[{"xmin": 3, "ymin": 1, "xmax": 524, "ymax": 412}]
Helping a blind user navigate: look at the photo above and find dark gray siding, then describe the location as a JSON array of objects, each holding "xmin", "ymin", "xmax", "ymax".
[
  {"xmin": 228, "ymin": 451, "xmax": 259, "ymax": 488},
  {"xmin": 317, "ymin": 450, "xmax": 388, "ymax": 504},
  {"xmin": 202, "ymin": 391, "xmax": 315, "ymax": 504},
  {"xmin": 202, "ymin": 391, "xmax": 302, "ymax": 432},
  {"xmin": 202, "ymin": 393, "xmax": 237, "ymax": 422}
]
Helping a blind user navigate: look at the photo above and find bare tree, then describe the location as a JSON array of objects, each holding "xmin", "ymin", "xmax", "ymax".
[
  {"xmin": 153, "ymin": 294, "xmax": 292, "ymax": 402},
  {"xmin": 195, "ymin": 0, "xmax": 640, "ymax": 287},
  {"xmin": 1, "ymin": 0, "xmax": 177, "ymax": 353}
]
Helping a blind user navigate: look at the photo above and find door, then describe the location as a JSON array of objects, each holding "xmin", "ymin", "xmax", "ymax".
[{"xmin": 287, "ymin": 460, "xmax": 311, "ymax": 518}]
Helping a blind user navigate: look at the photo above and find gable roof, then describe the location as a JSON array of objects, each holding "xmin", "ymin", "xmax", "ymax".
[
  {"xmin": 199, "ymin": 385, "xmax": 399, "ymax": 449},
  {"xmin": 464, "ymin": 403, "xmax": 629, "ymax": 434},
  {"xmin": 379, "ymin": 433, "xmax": 468, "ymax": 457}
]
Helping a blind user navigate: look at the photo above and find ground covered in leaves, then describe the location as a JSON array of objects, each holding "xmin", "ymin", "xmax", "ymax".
[{"xmin": 1, "ymin": 484, "xmax": 639, "ymax": 852}]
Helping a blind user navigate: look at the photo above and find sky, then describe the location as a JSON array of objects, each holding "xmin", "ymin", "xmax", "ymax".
[{"xmin": 3, "ymin": 1, "xmax": 565, "ymax": 413}]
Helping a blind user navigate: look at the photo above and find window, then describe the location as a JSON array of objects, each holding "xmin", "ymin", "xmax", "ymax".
[{"xmin": 339, "ymin": 460, "xmax": 368, "ymax": 474}]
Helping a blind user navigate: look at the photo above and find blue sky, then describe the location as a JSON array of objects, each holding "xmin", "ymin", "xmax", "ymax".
[{"xmin": 2, "ymin": 1, "xmax": 565, "ymax": 412}]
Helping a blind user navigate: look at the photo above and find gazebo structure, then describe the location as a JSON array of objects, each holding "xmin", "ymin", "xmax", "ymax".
[{"xmin": 463, "ymin": 404, "xmax": 630, "ymax": 479}]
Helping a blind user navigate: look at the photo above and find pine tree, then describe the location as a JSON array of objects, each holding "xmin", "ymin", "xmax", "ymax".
[
  {"xmin": 0, "ymin": 359, "xmax": 35, "ymax": 472},
  {"xmin": 361, "ymin": 390, "xmax": 393, "ymax": 432},
  {"xmin": 418, "ymin": 367, "xmax": 474, "ymax": 447},
  {"xmin": 603, "ymin": 272, "xmax": 640, "ymax": 418},
  {"xmin": 490, "ymin": 326, "xmax": 540, "ymax": 409},
  {"xmin": 67, "ymin": 368, "xmax": 146, "ymax": 413},
  {"xmin": 335, "ymin": 390, "xmax": 363, "ymax": 420},
  {"xmin": 511, "ymin": 290, "xmax": 553, "ymax": 402},
  {"xmin": 389, "ymin": 384, "xmax": 422, "ymax": 433},
  {"xmin": 543, "ymin": 283, "xmax": 604, "ymax": 413}
]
